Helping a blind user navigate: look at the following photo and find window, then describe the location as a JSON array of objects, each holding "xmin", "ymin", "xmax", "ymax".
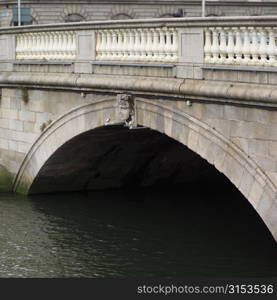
[
  {"xmin": 12, "ymin": 8, "xmax": 32, "ymax": 26},
  {"xmin": 65, "ymin": 13, "xmax": 85, "ymax": 22}
]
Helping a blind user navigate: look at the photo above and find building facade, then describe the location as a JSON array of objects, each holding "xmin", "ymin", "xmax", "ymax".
[{"xmin": 0, "ymin": 1, "xmax": 277, "ymax": 27}]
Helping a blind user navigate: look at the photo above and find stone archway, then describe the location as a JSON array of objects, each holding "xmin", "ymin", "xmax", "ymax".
[{"xmin": 13, "ymin": 97, "xmax": 277, "ymax": 241}]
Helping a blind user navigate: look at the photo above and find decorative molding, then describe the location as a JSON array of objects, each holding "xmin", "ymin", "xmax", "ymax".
[
  {"xmin": 116, "ymin": 93, "xmax": 136, "ymax": 128},
  {"xmin": 60, "ymin": 5, "xmax": 88, "ymax": 22},
  {"xmin": 109, "ymin": 5, "xmax": 136, "ymax": 20}
]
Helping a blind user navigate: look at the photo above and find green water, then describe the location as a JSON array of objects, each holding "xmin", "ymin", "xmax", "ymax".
[{"xmin": 0, "ymin": 184, "xmax": 276, "ymax": 278}]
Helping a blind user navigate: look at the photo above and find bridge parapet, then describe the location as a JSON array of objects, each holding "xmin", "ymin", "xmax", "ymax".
[
  {"xmin": 205, "ymin": 26, "xmax": 277, "ymax": 67},
  {"xmin": 1, "ymin": 16, "xmax": 277, "ymax": 80}
]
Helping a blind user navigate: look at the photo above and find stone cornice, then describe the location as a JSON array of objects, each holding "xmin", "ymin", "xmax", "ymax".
[
  {"xmin": 1, "ymin": 72, "xmax": 277, "ymax": 108},
  {"xmin": 1, "ymin": 16, "xmax": 277, "ymax": 34}
]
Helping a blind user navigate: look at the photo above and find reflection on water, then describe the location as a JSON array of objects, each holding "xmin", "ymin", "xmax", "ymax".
[{"xmin": 0, "ymin": 183, "xmax": 276, "ymax": 278}]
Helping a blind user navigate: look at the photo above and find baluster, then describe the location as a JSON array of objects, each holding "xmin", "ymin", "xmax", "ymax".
[
  {"xmin": 114, "ymin": 30, "xmax": 120, "ymax": 60},
  {"xmin": 70, "ymin": 31, "xmax": 77, "ymax": 59},
  {"xmin": 165, "ymin": 28, "xmax": 171, "ymax": 62},
  {"xmin": 52, "ymin": 32, "xmax": 59, "ymax": 60},
  {"xmin": 106, "ymin": 30, "xmax": 113, "ymax": 61},
  {"xmin": 19, "ymin": 35, "xmax": 25, "ymax": 59},
  {"xmin": 157, "ymin": 28, "xmax": 166, "ymax": 61},
  {"xmin": 233, "ymin": 27, "xmax": 243, "ymax": 64},
  {"xmin": 204, "ymin": 28, "xmax": 212, "ymax": 63},
  {"xmin": 258, "ymin": 27, "xmax": 268, "ymax": 66},
  {"xmin": 133, "ymin": 29, "xmax": 140, "ymax": 61},
  {"xmin": 110, "ymin": 30, "xmax": 117, "ymax": 60},
  {"xmin": 32, "ymin": 33, "xmax": 38, "ymax": 59},
  {"xmin": 47, "ymin": 32, "xmax": 54, "ymax": 60},
  {"xmin": 116, "ymin": 30, "xmax": 123, "ymax": 61},
  {"xmin": 225, "ymin": 27, "xmax": 235, "ymax": 64},
  {"xmin": 66, "ymin": 32, "xmax": 72, "ymax": 60},
  {"xmin": 137, "ymin": 29, "xmax": 145, "ymax": 61},
  {"xmin": 170, "ymin": 28, "xmax": 178, "ymax": 62},
  {"xmin": 24, "ymin": 34, "xmax": 30, "ymax": 59},
  {"xmin": 210, "ymin": 27, "xmax": 220, "ymax": 63},
  {"xmin": 152, "ymin": 28, "xmax": 160, "ymax": 62},
  {"xmin": 38, "ymin": 33, "xmax": 44, "ymax": 60},
  {"xmin": 249, "ymin": 27, "xmax": 259, "ymax": 65},
  {"xmin": 101, "ymin": 30, "xmax": 108, "ymax": 61},
  {"xmin": 40, "ymin": 33, "xmax": 46, "ymax": 59},
  {"xmin": 218, "ymin": 27, "xmax": 227, "ymax": 64},
  {"xmin": 42, "ymin": 32, "xmax": 49, "ymax": 59},
  {"xmin": 31, "ymin": 33, "xmax": 36, "ymax": 59},
  {"xmin": 39, "ymin": 33, "xmax": 44, "ymax": 60},
  {"xmin": 16, "ymin": 35, "xmax": 22, "ymax": 59},
  {"xmin": 122, "ymin": 29, "xmax": 130, "ymax": 60},
  {"xmin": 30, "ymin": 33, "xmax": 37, "ymax": 59},
  {"xmin": 267, "ymin": 27, "xmax": 277, "ymax": 67},
  {"xmin": 18, "ymin": 34, "xmax": 24, "ymax": 59},
  {"xmin": 241, "ymin": 27, "xmax": 251, "ymax": 65},
  {"xmin": 145, "ymin": 29, "xmax": 153, "ymax": 61},
  {"xmin": 96, "ymin": 31, "xmax": 101, "ymax": 60},
  {"xmin": 128, "ymin": 29, "xmax": 136, "ymax": 61},
  {"xmin": 59, "ymin": 32, "xmax": 66, "ymax": 60},
  {"xmin": 55, "ymin": 32, "xmax": 62, "ymax": 60}
]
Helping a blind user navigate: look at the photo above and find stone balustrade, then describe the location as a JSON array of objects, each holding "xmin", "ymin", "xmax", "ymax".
[
  {"xmin": 16, "ymin": 31, "xmax": 77, "ymax": 60},
  {"xmin": 0, "ymin": 16, "xmax": 277, "ymax": 74},
  {"xmin": 204, "ymin": 26, "xmax": 277, "ymax": 66},
  {"xmin": 95, "ymin": 28, "xmax": 178, "ymax": 63}
]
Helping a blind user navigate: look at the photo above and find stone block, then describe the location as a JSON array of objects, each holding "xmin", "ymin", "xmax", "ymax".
[
  {"xmin": 35, "ymin": 112, "xmax": 50, "ymax": 123},
  {"xmin": 8, "ymin": 140, "xmax": 18, "ymax": 152},
  {"xmin": 178, "ymin": 28, "xmax": 204, "ymax": 64},
  {"xmin": 0, "ymin": 138, "xmax": 9, "ymax": 150},
  {"xmin": 18, "ymin": 141, "xmax": 31, "ymax": 154},
  {"xmin": 1, "ymin": 108, "xmax": 18, "ymax": 120},
  {"xmin": 74, "ymin": 62, "xmax": 93, "ymax": 74},
  {"xmin": 207, "ymin": 118, "xmax": 231, "ymax": 137},
  {"xmin": 23, "ymin": 121, "xmax": 36, "ymax": 133},
  {"xmin": 187, "ymin": 129, "xmax": 199, "ymax": 153},
  {"xmin": 256, "ymin": 191, "xmax": 274, "ymax": 220},
  {"xmin": 10, "ymin": 97, "xmax": 22, "ymax": 110},
  {"xmin": 0, "ymin": 119, "xmax": 9, "ymax": 129},
  {"xmin": 221, "ymin": 155, "xmax": 244, "ymax": 188},
  {"xmin": 77, "ymin": 31, "xmax": 95, "ymax": 60},
  {"xmin": 203, "ymin": 104, "xmax": 224, "ymax": 120},
  {"xmin": 248, "ymin": 139, "xmax": 268, "ymax": 156},
  {"xmin": 248, "ymin": 182, "xmax": 264, "ymax": 209},
  {"xmin": 252, "ymin": 154, "xmax": 276, "ymax": 173},
  {"xmin": 231, "ymin": 137, "xmax": 249, "ymax": 154},
  {"xmin": 0, "ymin": 97, "xmax": 11, "ymax": 109},
  {"xmin": 230, "ymin": 120, "xmax": 267, "ymax": 139},
  {"xmin": 19, "ymin": 111, "xmax": 35, "ymax": 122},
  {"xmin": 238, "ymin": 168, "xmax": 255, "ymax": 199},
  {"xmin": 12, "ymin": 131, "xmax": 38, "ymax": 144},
  {"xmin": 223, "ymin": 105, "xmax": 245, "ymax": 121},
  {"xmin": 266, "ymin": 203, "xmax": 277, "ymax": 235},
  {"xmin": 9, "ymin": 119, "xmax": 23, "ymax": 131}
]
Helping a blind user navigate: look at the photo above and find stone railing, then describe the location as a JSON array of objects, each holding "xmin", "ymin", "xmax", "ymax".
[
  {"xmin": 16, "ymin": 31, "xmax": 77, "ymax": 60},
  {"xmin": 204, "ymin": 26, "xmax": 277, "ymax": 67},
  {"xmin": 0, "ymin": 16, "xmax": 277, "ymax": 78},
  {"xmin": 95, "ymin": 28, "xmax": 178, "ymax": 63}
]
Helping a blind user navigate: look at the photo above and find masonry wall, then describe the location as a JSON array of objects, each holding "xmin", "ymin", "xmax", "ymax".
[
  {"xmin": 0, "ymin": 86, "xmax": 277, "ymax": 194},
  {"xmin": 0, "ymin": 88, "xmax": 104, "ymax": 179},
  {"xmin": 2, "ymin": 1, "xmax": 277, "ymax": 27}
]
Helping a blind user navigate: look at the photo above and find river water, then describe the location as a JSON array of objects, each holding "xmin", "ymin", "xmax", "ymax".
[{"xmin": 0, "ymin": 183, "xmax": 276, "ymax": 278}]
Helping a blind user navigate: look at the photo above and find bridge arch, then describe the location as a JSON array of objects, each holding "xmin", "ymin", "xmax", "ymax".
[{"xmin": 13, "ymin": 97, "xmax": 277, "ymax": 241}]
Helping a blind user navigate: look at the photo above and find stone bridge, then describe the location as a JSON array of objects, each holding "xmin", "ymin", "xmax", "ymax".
[{"xmin": 0, "ymin": 16, "xmax": 277, "ymax": 241}]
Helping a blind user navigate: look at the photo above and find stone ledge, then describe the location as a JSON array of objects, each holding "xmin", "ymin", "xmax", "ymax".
[{"xmin": 1, "ymin": 72, "xmax": 277, "ymax": 108}]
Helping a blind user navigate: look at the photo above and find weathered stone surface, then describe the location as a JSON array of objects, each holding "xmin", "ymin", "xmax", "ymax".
[
  {"xmin": 0, "ymin": 77, "xmax": 276, "ymax": 241},
  {"xmin": 0, "ymin": 165, "xmax": 12, "ymax": 192}
]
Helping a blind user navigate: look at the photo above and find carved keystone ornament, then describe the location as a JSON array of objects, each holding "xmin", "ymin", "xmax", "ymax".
[{"xmin": 116, "ymin": 94, "xmax": 136, "ymax": 128}]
